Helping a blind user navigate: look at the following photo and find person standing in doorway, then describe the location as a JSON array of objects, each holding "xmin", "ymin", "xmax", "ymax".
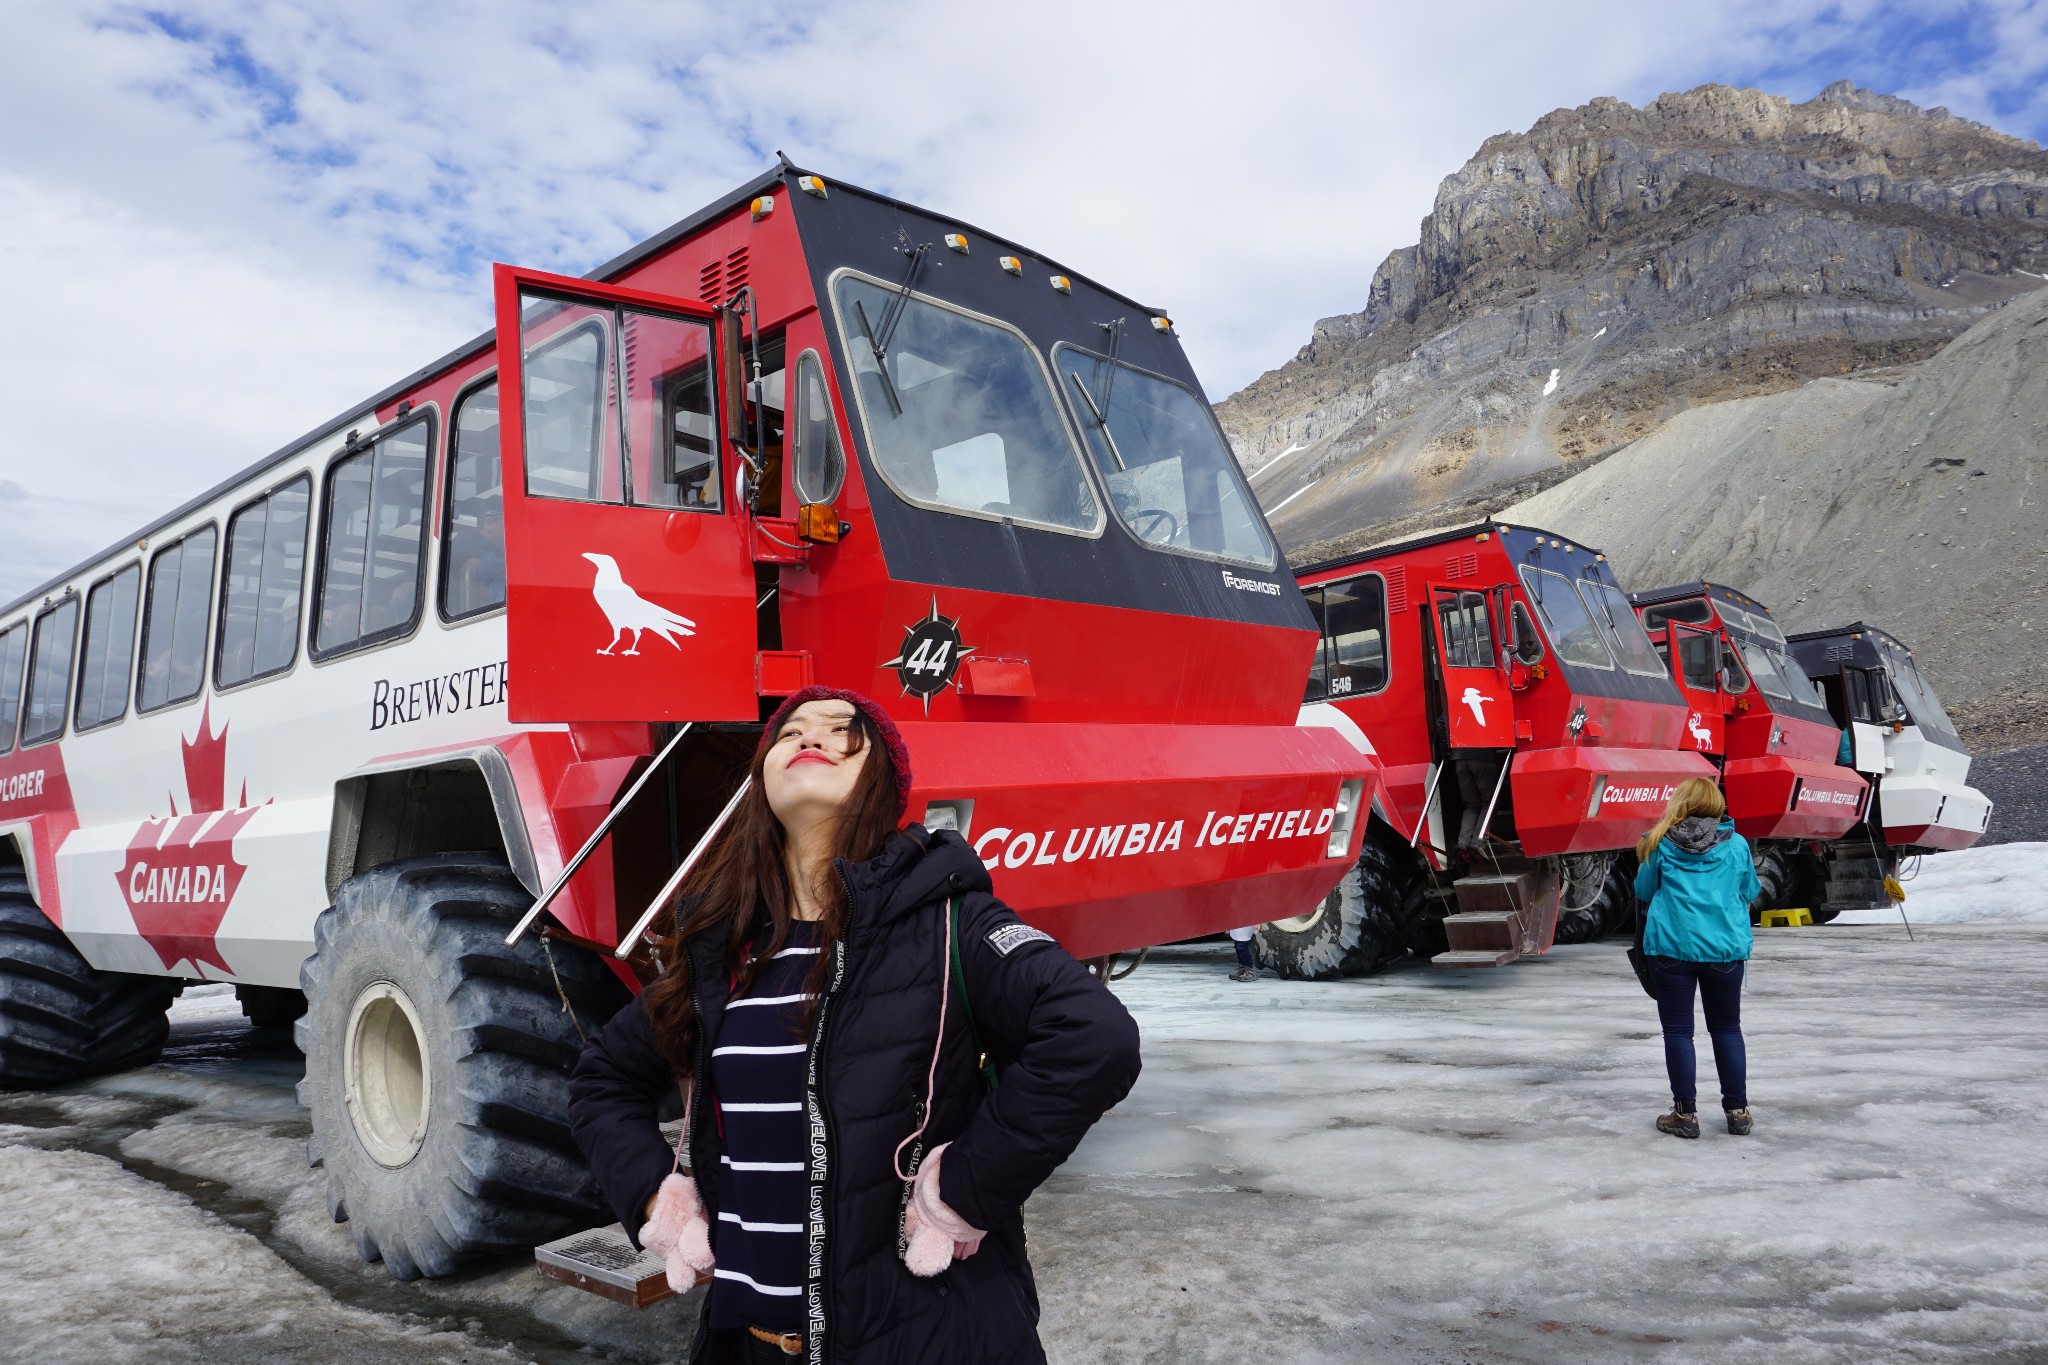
[{"xmin": 1633, "ymin": 777, "xmax": 1759, "ymax": 1139}]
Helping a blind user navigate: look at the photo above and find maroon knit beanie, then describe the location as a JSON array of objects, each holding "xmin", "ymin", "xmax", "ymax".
[{"xmin": 761, "ymin": 686, "xmax": 915, "ymax": 821}]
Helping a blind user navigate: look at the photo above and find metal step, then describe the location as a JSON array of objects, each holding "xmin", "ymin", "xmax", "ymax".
[
  {"xmin": 535, "ymin": 1223, "xmax": 678, "ymax": 1308},
  {"xmin": 1451, "ymin": 871, "xmax": 1541, "ymax": 918},
  {"xmin": 1443, "ymin": 909, "xmax": 1524, "ymax": 953},
  {"xmin": 1433, "ymin": 947, "xmax": 1523, "ymax": 968}
]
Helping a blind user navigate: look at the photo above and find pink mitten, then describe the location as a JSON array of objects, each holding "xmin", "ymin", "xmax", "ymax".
[
  {"xmin": 902, "ymin": 1144, "xmax": 985, "ymax": 1277},
  {"xmin": 641, "ymin": 1172, "xmax": 715, "ymax": 1291}
]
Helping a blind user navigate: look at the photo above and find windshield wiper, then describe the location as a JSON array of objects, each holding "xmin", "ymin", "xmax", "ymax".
[
  {"xmin": 852, "ymin": 243, "xmax": 932, "ymax": 417},
  {"xmin": 1069, "ymin": 317, "xmax": 1129, "ymax": 469},
  {"xmin": 1067, "ymin": 369, "xmax": 1127, "ymax": 470},
  {"xmin": 853, "ymin": 299, "xmax": 903, "ymax": 415}
]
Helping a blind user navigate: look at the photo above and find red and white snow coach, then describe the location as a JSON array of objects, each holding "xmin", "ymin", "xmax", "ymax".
[
  {"xmin": 0, "ymin": 164, "xmax": 1376, "ymax": 1278},
  {"xmin": 1257, "ymin": 522, "xmax": 1717, "ymax": 978}
]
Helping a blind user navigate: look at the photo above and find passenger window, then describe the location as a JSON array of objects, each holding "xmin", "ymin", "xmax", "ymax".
[
  {"xmin": 0, "ymin": 623, "xmax": 26, "ymax": 754},
  {"xmin": 139, "ymin": 527, "xmax": 217, "ymax": 713},
  {"xmin": 834, "ymin": 276, "xmax": 1100, "ymax": 535},
  {"xmin": 316, "ymin": 420, "xmax": 430, "ymax": 657},
  {"xmin": 517, "ymin": 302, "xmax": 721, "ymax": 511},
  {"xmin": 75, "ymin": 565, "xmax": 142, "ymax": 731},
  {"xmin": 1435, "ymin": 589, "xmax": 1492, "ymax": 670},
  {"xmin": 791, "ymin": 350, "xmax": 846, "ymax": 505},
  {"xmin": 22, "ymin": 598, "xmax": 80, "ymax": 746},
  {"xmin": 1640, "ymin": 597, "xmax": 1713, "ymax": 632},
  {"xmin": 1324, "ymin": 577, "xmax": 1388, "ymax": 694},
  {"xmin": 218, "ymin": 477, "xmax": 310, "ymax": 688},
  {"xmin": 442, "ymin": 383, "xmax": 506, "ymax": 621}
]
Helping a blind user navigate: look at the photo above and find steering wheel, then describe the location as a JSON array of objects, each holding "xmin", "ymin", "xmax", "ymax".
[{"xmin": 1128, "ymin": 507, "xmax": 1181, "ymax": 544}]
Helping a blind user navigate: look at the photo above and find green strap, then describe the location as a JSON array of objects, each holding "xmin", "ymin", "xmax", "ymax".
[{"xmin": 947, "ymin": 897, "xmax": 1000, "ymax": 1095}]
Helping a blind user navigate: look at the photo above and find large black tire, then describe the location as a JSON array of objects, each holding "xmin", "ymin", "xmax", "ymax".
[
  {"xmin": 1552, "ymin": 853, "xmax": 1616, "ymax": 945},
  {"xmin": 1257, "ymin": 822, "xmax": 1423, "ymax": 980},
  {"xmin": 1597, "ymin": 852, "xmax": 1640, "ymax": 939},
  {"xmin": 237, "ymin": 984, "xmax": 307, "ymax": 1030},
  {"xmin": 1749, "ymin": 845, "xmax": 1802, "ymax": 923},
  {"xmin": 297, "ymin": 853, "xmax": 631, "ymax": 1279},
  {"xmin": 0, "ymin": 872, "xmax": 178, "ymax": 1088}
]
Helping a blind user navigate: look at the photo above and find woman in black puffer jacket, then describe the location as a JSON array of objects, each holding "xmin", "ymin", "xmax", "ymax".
[{"xmin": 567, "ymin": 686, "xmax": 1141, "ymax": 1364}]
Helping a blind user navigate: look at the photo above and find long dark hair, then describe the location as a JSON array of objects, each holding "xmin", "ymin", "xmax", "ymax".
[{"xmin": 642, "ymin": 707, "xmax": 903, "ymax": 1079}]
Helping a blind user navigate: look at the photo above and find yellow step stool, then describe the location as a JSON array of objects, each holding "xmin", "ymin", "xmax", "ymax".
[{"xmin": 1759, "ymin": 908, "xmax": 1813, "ymax": 927}]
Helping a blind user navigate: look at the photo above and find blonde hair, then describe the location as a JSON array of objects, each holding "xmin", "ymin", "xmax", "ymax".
[{"xmin": 1637, "ymin": 777, "xmax": 1726, "ymax": 860}]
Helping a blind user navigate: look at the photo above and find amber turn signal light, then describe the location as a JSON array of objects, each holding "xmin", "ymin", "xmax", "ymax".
[{"xmin": 797, "ymin": 503, "xmax": 848, "ymax": 544}]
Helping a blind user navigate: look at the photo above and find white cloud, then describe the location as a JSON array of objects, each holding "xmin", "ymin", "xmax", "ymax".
[{"xmin": 1, "ymin": 0, "xmax": 2041, "ymax": 603}]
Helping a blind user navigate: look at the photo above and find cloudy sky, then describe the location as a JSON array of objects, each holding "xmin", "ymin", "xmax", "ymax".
[{"xmin": 3, "ymin": 0, "xmax": 2044, "ymax": 603}]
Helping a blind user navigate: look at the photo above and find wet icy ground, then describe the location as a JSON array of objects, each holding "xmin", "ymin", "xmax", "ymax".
[{"xmin": 3, "ymin": 846, "xmax": 2045, "ymax": 1364}]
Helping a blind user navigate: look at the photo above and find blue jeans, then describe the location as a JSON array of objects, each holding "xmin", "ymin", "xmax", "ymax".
[{"xmin": 1647, "ymin": 957, "xmax": 1747, "ymax": 1113}]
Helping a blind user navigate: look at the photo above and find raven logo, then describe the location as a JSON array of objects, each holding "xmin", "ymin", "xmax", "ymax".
[
  {"xmin": 1460, "ymin": 686, "xmax": 1494, "ymax": 727},
  {"xmin": 581, "ymin": 552, "xmax": 697, "ymax": 656}
]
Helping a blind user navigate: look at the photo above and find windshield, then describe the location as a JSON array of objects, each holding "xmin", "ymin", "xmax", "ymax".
[
  {"xmin": 1885, "ymin": 650, "xmax": 1960, "ymax": 736},
  {"xmin": 1054, "ymin": 343, "xmax": 1276, "ymax": 567},
  {"xmin": 833, "ymin": 274, "xmax": 1101, "ymax": 535},
  {"xmin": 1738, "ymin": 640, "xmax": 1791, "ymax": 700},
  {"xmin": 1518, "ymin": 567, "xmax": 1613, "ymax": 669},
  {"xmin": 1579, "ymin": 578, "xmax": 1666, "ymax": 676}
]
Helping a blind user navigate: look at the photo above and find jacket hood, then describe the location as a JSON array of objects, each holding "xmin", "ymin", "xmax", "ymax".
[
  {"xmin": 1666, "ymin": 815, "xmax": 1735, "ymax": 855},
  {"xmin": 839, "ymin": 825, "xmax": 993, "ymax": 939}
]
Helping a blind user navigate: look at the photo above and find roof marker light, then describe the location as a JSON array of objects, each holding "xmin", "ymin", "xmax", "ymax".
[
  {"xmin": 999, "ymin": 256, "xmax": 1022, "ymax": 275},
  {"xmin": 1151, "ymin": 316, "xmax": 1173, "ymax": 333},
  {"xmin": 750, "ymin": 196, "xmax": 775, "ymax": 220},
  {"xmin": 945, "ymin": 233, "xmax": 969, "ymax": 254},
  {"xmin": 1050, "ymin": 275, "xmax": 1072, "ymax": 293},
  {"xmin": 797, "ymin": 176, "xmax": 827, "ymax": 198},
  {"xmin": 1564, "ymin": 543, "xmax": 1575, "ymax": 552}
]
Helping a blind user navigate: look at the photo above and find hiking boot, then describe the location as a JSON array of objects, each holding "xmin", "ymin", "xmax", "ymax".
[
  {"xmin": 1725, "ymin": 1108, "xmax": 1754, "ymax": 1136},
  {"xmin": 1228, "ymin": 965, "xmax": 1259, "ymax": 983},
  {"xmin": 1656, "ymin": 1108, "xmax": 1700, "ymax": 1139}
]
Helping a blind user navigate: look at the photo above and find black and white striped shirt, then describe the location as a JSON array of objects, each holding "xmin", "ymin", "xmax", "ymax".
[{"xmin": 707, "ymin": 923, "xmax": 820, "ymax": 1333}]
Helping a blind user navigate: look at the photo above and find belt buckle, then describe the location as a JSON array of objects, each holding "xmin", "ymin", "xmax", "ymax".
[{"xmin": 749, "ymin": 1325, "xmax": 803, "ymax": 1356}]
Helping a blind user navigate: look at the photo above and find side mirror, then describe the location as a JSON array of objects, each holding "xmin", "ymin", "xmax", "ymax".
[{"xmin": 719, "ymin": 306, "xmax": 749, "ymax": 451}]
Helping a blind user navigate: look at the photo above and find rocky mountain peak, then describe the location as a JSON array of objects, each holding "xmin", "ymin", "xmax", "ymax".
[{"xmin": 1224, "ymin": 81, "xmax": 2048, "ymax": 564}]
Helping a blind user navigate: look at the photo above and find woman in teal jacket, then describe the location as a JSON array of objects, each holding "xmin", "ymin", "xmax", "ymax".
[{"xmin": 1633, "ymin": 777, "xmax": 1759, "ymax": 1139}]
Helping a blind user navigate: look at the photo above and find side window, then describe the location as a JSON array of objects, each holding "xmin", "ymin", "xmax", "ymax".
[
  {"xmin": 75, "ymin": 565, "xmax": 142, "ymax": 731},
  {"xmin": 1844, "ymin": 668, "xmax": 1872, "ymax": 721},
  {"xmin": 791, "ymin": 350, "xmax": 846, "ymax": 505},
  {"xmin": 1434, "ymin": 589, "xmax": 1492, "ymax": 670},
  {"xmin": 442, "ymin": 383, "xmax": 506, "ymax": 622},
  {"xmin": 316, "ymin": 420, "xmax": 431, "ymax": 658},
  {"xmin": 22, "ymin": 597, "xmax": 80, "ymax": 746},
  {"xmin": 1509, "ymin": 602, "xmax": 1544, "ymax": 665},
  {"xmin": 139, "ymin": 527, "xmax": 217, "ymax": 713},
  {"xmin": 1325, "ymin": 576, "xmax": 1389, "ymax": 695},
  {"xmin": 0, "ymin": 623, "xmax": 26, "ymax": 754},
  {"xmin": 1301, "ymin": 587, "xmax": 1329, "ymax": 702},
  {"xmin": 1675, "ymin": 632, "xmax": 1719, "ymax": 691},
  {"xmin": 1719, "ymin": 641, "xmax": 1751, "ymax": 693},
  {"xmin": 517, "ymin": 303, "xmax": 722, "ymax": 511},
  {"xmin": 218, "ymin": 477, "xmax": 311, "ymax": 688}
]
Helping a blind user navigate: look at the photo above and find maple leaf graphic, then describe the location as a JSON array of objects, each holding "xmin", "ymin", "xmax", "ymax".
[{"xmin": 115, "ymin": 701, "xmax": 264, "ymax": 975}]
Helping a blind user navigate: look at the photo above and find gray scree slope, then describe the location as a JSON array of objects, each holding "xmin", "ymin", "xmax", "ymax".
[
  {"xmin": 1222, "ymin": 81, "xmax": 2048, "ymax": 553},
  {"xmin": 1508, "ymin": 284, "xmax": 2048, "ymax": 728}
]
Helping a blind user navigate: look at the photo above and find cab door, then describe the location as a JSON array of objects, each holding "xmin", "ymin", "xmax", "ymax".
[
  {"xmin": 1426, "ymin": 584, "xmax": 1514, "ymax": 748},
  {"xmin": 1663, "ymin": 622, "xmax": 1725, "ymax": 757},
  {"xmin": 492, "ymin": 265, "xmax": 757, "ymax": 723}
]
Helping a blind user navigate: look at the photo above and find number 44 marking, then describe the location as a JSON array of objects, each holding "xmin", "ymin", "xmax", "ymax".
[{"xmin": 905, "ymin": 638, "xmax": 953, "ymax": 676}]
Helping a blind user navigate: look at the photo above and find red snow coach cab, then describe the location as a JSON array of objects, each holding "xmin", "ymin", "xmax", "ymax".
[
  {"xmin": 0, "ymin": 163, "xmax": 1373, "ymax": 1282},
  {"xmin": 1259, "ymin": 523, "xmax": 1715, "ymax": 978},
  {"xmin": 1630, "ymin": 584, "xmax": 1870, "ymax": 842}
]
